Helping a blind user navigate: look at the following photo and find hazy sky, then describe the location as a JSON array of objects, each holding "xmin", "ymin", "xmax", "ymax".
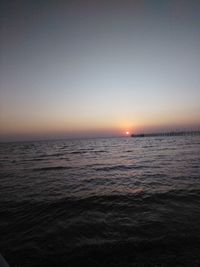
[{"xmin": 1, "ymin": 0, "xmax": 200, "ymax": 141}]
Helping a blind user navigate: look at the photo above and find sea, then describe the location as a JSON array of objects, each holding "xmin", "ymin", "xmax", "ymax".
[{"xmin": 0, "ymin": 136, "xmax": 200, "ymax": 267}]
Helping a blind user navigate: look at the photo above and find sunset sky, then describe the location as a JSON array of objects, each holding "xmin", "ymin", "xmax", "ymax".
[{"xmin": 1, "ymin": 0, "xmax": 200, "ymax": 141}]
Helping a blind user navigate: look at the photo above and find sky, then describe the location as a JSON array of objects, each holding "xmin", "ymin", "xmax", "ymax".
[{"xmin": 0, "ymin": 0, "xmax": 200, "ymax": 141}]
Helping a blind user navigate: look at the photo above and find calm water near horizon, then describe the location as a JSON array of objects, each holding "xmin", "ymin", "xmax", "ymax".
[{"xmin": 1, "ymin": 136, "xmax": 200, "ymax": 266}]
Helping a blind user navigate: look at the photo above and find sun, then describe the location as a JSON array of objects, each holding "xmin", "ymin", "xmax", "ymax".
[{"xmin": 126, "ymin": 131, "xmax": 130, "ymax": 135}]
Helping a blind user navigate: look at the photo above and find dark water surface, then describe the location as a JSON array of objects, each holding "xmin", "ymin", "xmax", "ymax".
[{"xmin": 0, "ymin": 136, "xmax": 200, "ymax": 266}]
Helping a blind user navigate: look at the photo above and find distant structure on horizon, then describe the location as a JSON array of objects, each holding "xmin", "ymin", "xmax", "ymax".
[{"xmin": 131, "ymin": 130, "xmax": 200, "ymax": 138}]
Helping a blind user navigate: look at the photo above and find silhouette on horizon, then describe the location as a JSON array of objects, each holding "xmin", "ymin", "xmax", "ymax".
[{"xmin": 131, "ymin": 130, "xmax": 200, "ymax": 138}]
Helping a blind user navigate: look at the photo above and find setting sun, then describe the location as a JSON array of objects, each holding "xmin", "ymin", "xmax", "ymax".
[{"xmin": 126, "ymin": 131, "xmax": 130, "ymax": 135}]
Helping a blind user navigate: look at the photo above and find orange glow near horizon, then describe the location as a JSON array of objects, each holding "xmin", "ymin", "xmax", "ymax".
[{"xmin": 0, "ymin": 113, "xmax": 200, "ymax": 141}]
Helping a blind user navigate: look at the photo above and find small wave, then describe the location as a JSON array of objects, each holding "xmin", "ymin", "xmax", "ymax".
[
  {"xmin": 25, "ymin": 158, "xmax": 44, "ymax": 162},
  {"xmin": 38, "ymin": 153, "xmax": 64, "ymax": 158},
  {"xmin": 70, "ymin": 151, "xmax": 88, "ymax": 154},
  {"xmin": 33, "ymin": 166, "xmax": 72, "ymax": 171},
  {"xmin": 94, "ymin": 165, "xmax": 145, "ymax": 171}
]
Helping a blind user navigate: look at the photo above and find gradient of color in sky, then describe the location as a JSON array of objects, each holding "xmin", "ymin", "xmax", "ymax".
[{"xmin": 0, "ymin": 0, "xmax": 200, "ymax": 141}]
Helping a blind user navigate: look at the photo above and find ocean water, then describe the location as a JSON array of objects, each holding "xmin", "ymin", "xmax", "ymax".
[{"xmin": 0, "ymin": 136, "xmax": 200, "ymax": 266}]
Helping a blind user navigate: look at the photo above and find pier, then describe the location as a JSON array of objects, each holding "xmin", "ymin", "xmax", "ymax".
[{"xmin": 131, "ymin": 131, "xmax": 200, "ymax": 138}]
